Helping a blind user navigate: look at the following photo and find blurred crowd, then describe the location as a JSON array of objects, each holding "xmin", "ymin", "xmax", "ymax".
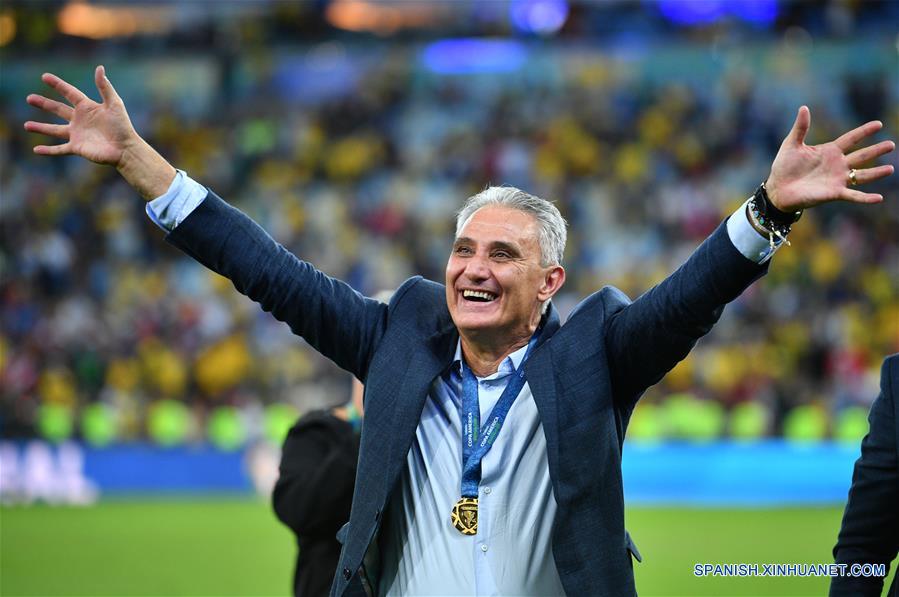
[{"xmin": 2, "ymin": 17, "xmax": 897, "ymax": 443}]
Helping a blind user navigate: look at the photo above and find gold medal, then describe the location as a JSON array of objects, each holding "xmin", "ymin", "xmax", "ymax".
[{"xmin": 450, "ymin": 497, "xmax": 478, "ymax": 535}]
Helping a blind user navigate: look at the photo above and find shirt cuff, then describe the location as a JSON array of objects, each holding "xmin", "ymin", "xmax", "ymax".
[
  {"xmin": 726, "ymin": 198, "xmax": 783, "ymax": 264},
  {"xmin": 145, "ymin": 170, "xmax": 208, "ymax": 232}
]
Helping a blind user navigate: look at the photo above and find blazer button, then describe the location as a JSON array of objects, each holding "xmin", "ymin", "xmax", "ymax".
[{"xmin": 343, "ymin": 567, "xmax": 352, "ymax": 580}]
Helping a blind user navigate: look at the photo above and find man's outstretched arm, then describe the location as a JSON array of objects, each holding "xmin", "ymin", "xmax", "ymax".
[
  {"xmin": 25, "ymin": 66, "xmax": 389, "ymax": 380},
  {"xmin": 605, "ymin": 107, "xmax": 895, "ymax": 409}
]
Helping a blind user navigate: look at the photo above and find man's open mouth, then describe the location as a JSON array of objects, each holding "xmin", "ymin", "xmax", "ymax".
[{"xmin": 462, "ymin": 289, "xmax": 498, "ymax": 303}]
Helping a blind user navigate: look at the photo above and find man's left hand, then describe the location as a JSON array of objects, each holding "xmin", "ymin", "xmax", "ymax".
[{"xmin": 766, "ymin": 106, "xmax": 894, "ymax": 212}]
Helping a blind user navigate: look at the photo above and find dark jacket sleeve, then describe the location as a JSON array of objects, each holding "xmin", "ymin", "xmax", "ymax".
[
  {"xmin": 603, "ymin": 219, "xmax": 767, "ymax": 410},
  {"xmin": 164, "ymin": 191, "xmax": 387, "ymax": 381},
  {"xmin": 272, "ymin": 412, "xmax": 359, "ymax": 538},
  {"xmin": 831, "ymin": 356, "xmax": 899, "ymax": 597}
]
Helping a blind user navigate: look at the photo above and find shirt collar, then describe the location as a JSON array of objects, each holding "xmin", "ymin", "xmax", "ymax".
[{"xmin": 452, "ymin": 339, "xmax": 530, "ymax": 380}]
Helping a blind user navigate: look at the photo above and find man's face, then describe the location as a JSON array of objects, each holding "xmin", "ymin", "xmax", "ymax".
[{"xmin": 445, "ymin": 206, "xmax": 564, "ymax": 344}]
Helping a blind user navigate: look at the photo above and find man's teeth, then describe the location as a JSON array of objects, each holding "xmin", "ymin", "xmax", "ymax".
[{"xmin": 463, "ymin": 290, "xmax": 497, "ymax": 301}]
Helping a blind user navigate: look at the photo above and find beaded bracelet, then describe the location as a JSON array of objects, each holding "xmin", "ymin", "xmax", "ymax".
[{"xmin": 747, "ymin": 182, "xmax": 802, "ymax": 249}]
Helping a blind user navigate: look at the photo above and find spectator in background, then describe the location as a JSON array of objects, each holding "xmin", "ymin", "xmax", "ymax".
[
  {"xmin": 831, "ymin": 354, "xmax": 899, "ymax": 597},
  {"xmin": 273, "ymin": 378, "xmax": 363, "ymax": 597}
]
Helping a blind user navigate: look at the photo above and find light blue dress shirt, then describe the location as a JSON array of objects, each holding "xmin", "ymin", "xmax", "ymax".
[
  {"xmin": 147, "ymin": 172, "xmax": 779, "ymax": 595},
  {"xmin": 377, "ymin": 342, "xmax": 562, "ymax": 596}
]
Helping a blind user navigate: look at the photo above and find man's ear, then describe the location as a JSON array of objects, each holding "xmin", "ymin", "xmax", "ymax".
[{"xmin": 538, "ymin": 266, "xmax": 566, "ymax": 302}]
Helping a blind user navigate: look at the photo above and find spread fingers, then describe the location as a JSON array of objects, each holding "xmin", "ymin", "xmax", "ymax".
[
  {"xmin": 26, "ymin": 94, "xmax": 74, "ymax": 121},
  {"xmin": 24, "ymin": 121, "xmax": 70, "ymax": 140},
  {"xmin": 41, "ymin": 72, "xmax": 89, "ymax": 106},
  {"xmin": 846, "ymin": 140, "xmax": 895, "ymax": 167}
]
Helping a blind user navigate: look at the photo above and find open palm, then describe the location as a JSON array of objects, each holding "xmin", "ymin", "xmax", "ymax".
[
  {"xmin": 767, "ymin": 106, "xmax": 894, "ymax": 212},
  {"xmin": 25, "ymin": 66, "xmax": 137, "ymax": 166}
]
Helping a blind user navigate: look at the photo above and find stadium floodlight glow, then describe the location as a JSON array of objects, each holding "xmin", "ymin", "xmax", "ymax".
[
  {"xmin": 421, "ymin": 39, "xmax": 528, "ymax": 75},
  {"xmin": 655, "ymin": 0, "xmax": 779, "ymax": 27},
  {"xmin": 509, "ymin": 0, "xmax": 569, "ymax": 36},
  {"xmin": 56, "ymin": 0, "xmax": 173, "ymax": 39},
  {"xmin": 656, "ymin": 0, "xmax": 726, "ymax": 25},
  {"xmin": 0, "ymin": 10, "xmax": 15, "ymax": 47},
  {"xmin": 325, "ymin": 0, "xmax": 446, "ymax": 36},
  {"xmin": 727, "ymin": 0, "xmax": 778, "ymax": 25}
]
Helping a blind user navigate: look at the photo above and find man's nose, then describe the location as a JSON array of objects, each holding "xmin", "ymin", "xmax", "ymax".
[{"xmin": 463, "ymin": 254, "xmax": 491, "ymax": 281}]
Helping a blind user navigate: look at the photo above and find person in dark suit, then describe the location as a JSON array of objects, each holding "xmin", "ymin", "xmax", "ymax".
[
  {"xmin": 26, "ymin": 67, "xmax": 894, "ymax": 596},
  {"xmin": 273, "ymin": 380, "xmax": 363, "ymax": 597},
  {"xmin": 832, "ymin": 354, "xmax": 899, "ymax": 597}
]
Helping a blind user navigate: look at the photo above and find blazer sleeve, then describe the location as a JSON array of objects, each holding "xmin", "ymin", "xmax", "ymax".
[
  {"xmin": 164, "ymin": 190, "xmax": 387, "ymax": 381},
  {"xmin": 603, "ymin": 219, "xmax": 767, "ymax": 410},
  {"xmin": 831, "ymin": 356, "xmax": 899, "ymax": 597}
]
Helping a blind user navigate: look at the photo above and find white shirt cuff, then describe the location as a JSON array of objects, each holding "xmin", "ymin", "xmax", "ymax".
[
  {"xmin": 145, "ymin": 170, "xmax": 207, "ymax": 232},
  {"xmin": 726, "ymin": 198, "xmax": 783, "ymax": 264}
]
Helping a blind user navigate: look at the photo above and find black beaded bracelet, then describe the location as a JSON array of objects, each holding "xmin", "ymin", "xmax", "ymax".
[{"xmin": 748, "ymin": 182, "xmax": 802, "ymax": 247}]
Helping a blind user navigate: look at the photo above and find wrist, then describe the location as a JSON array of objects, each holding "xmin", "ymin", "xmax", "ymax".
[
  {"xmin": 755, "ymin": 182, "xmax": 802, "ymax": 226},
  {"xmin": 116, "ymin": 136, "xmax": 177, "ymax": 201},
  {"xmin": 748, "ymin": 182, "xmax": 801, "ymax": 248},
  {"xmin": 764, "ymin": 178, "xmax": 782, "ymax": 210},
  {"xmin": 761, "ymin": 179, "xmax": 797, "ymax": 221}
]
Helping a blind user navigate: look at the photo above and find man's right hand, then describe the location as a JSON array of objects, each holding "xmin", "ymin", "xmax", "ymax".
[
  {"xmin": 25, "ymin": 65, "xmax": 176, "ymax": 200},
  {"xmin": 26, "ymin": 65, "xmax": 136, "ymax": 166}
]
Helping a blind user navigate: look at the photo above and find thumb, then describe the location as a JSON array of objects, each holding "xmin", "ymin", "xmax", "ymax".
[
  {"xmin": 787, "ymin": 105, "xmax": 810, "ymax": 146},
  {"xmin": 94, "ymin": 65, "xmax": 121, "ymax": 104}
]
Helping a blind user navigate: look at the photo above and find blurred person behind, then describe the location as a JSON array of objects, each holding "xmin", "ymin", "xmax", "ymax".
[{"xmin": 273, "ymin": 378, "xmax": 363, "ymax": 597}]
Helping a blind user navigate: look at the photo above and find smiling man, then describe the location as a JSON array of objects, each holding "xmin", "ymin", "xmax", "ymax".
[
  {"xmin": 447, "ymin": 191, "xmax": 566, "ymax": 377},
  {"xmin": 25, "ymin": 67, "xmax": 894, "ymax": 596}
]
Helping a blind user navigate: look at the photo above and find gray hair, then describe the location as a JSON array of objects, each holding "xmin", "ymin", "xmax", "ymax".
[{"xmin": 455, "ymin": 186, "xmax": 567, "ymax": 267}]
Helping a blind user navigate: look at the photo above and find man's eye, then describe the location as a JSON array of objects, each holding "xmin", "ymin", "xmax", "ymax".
[
  {"xmin": 492, "ymin": 251, "xmax": 510, "ymax": 259},
  {"xmin": 455, "ymin": 246, "xmax": 472, "ymax": 255}
]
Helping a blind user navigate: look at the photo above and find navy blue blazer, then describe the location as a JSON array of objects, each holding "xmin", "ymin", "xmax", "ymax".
[
  {"xmin": 167, "ymin": 191, "xmax": 767, "ymax": 596},
  {"xmin": 832, "ymin": 355, "xmax": 899, "ymax": 597}
]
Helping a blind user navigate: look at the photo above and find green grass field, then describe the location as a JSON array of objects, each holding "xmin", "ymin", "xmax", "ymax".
[{"xmin": 0, "ymin": 500, "xmax": 893, "ymax": 596}]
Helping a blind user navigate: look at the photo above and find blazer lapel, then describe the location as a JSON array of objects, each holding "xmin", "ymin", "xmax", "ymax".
[
  {"xmin": 385, "ymin": 321, "xmax": 459, "ymax": 485},
  {"xmin": 525, "ymin": 307, "xmax": 562, "ymax": 489}
]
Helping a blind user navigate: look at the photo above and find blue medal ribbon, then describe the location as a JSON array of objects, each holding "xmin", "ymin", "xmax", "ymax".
[{"xmin": 459, "ymin": 330, "xmax": 540, "ymax": 498}]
